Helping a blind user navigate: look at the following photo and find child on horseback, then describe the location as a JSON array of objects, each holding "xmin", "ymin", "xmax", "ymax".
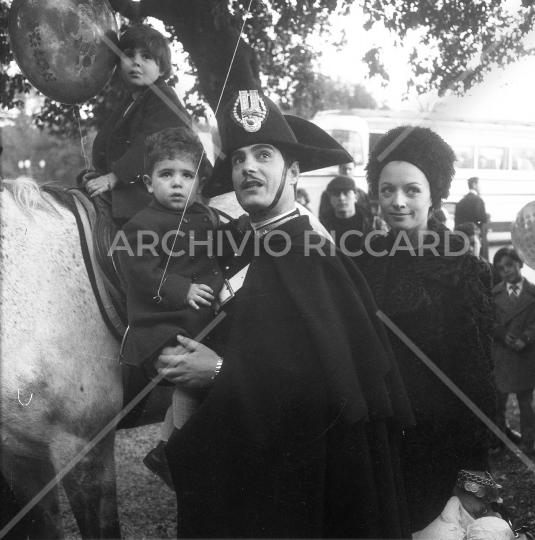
[
  {"xmin": 83, "ymin": 24, "xmax": 191, "ymax": 223},
  {"xmin": 119, "ymin": 127, "xmax": 223, "ymax": 488}
]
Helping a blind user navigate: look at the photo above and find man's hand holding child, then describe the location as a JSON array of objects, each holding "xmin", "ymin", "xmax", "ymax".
[{"xmin": 186, "ymin": 283, "xmax": 214, "ymax": 310}]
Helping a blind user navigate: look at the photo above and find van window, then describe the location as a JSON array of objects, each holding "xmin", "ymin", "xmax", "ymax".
[
  {"xmin": 478, "ymin": 146, "xmax": 508, "ymax": 170},
  {"xmin": 327, "ymin": 130, "xmax": 364, "ymax": 165},
  {"xmin": 512, "ymin": 147, "xmax": 535, "ymax": 171},
  {"xmin": 451, "ymin": 145, "xmax": 474, "ymax": 168}
]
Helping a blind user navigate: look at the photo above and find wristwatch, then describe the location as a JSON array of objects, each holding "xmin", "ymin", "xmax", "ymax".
[{"xmin": 213, "ymin": 357, "xmax": 223, "ymax": 379}]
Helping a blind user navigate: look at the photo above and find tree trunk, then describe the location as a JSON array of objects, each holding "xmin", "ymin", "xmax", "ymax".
[{"xmin": 110, "ymin": 0, "xmax": 262, "ymax": 116}]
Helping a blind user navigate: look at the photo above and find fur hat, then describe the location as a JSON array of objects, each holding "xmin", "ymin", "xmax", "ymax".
[
  {"xmin": 366, "ymin": 125, "xmax": 456, "ymax": 209},
  {"xmin": 202, "ymin": 91, "xmax": 352, "ymax": 198}
]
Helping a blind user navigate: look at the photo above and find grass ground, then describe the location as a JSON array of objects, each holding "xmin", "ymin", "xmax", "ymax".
[
  {"xmin": 58, "ymin": 398, "xmax": 535, "ymax": 539},
  {"xmin": 489, "ymin": 393, "xmax": 535, "ymax": 533},
  {"xmin": 61, "ymin": 424, "xmax": 175, "ymax": 540}
]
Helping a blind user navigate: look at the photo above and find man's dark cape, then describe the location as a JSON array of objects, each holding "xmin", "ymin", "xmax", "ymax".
[{"xmin": 166, "ymin": 216, "xmax": 414, "ymax": 539}]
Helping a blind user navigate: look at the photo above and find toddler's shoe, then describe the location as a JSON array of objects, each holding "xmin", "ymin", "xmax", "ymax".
[
  {"xmin": 143, "ymin": 440, "xmax": 174, "ymax": 490},
  {"xmin": 505, "ymin": 427, "xmax": 522, "ymax": 444}
]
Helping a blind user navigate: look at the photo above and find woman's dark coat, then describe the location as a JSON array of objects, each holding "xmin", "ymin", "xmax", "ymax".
[
  {"xmin": 92, "ymin": 78, "xmax": 191, "ymax": 220},
  {"xmin": 359, "ymin": 221, "xmax": 495, "ymax": 532}
]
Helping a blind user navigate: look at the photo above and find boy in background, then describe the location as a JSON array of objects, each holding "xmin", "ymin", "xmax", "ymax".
[{"xmin": 492, "ymin": 247, "xmax": 535, "ymax": 455}]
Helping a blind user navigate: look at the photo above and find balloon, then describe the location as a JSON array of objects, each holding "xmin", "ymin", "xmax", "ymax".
[
  {"xmin": 8, "ymin": 0, "xmax": 118, "ymax": 105},
  {"xmin": 511, "ymin": 201, "xmax": 535, "ymax": 270}
]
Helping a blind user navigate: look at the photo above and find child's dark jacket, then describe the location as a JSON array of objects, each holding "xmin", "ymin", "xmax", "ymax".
[
  {"xmin": 92, "ymin": 78, "xmax": 191, "ymax": 220},
  {"xmin": 493, "ymin": 278, "xmax": 535, "ymax": 392},
  {"xmin": 120, "ymin": 200, "xmax": 223, "ymax": 369}
]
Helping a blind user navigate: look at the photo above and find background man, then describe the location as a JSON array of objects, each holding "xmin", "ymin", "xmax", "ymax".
[
  {"xmin": 156, "ymin": 90, "xmax": 414, "ymax": 539},
  {"xmin": 319, "ymin": 161, "xmax": 371, "ymax": 218},
  {"xmin": 338, "ymin": 161, "xmax": 370, "ymax": 206},
  {"xmin": 320, "ymin": 175, "xmax": 379, "ymax": 254},
  {"xmin": 455, "ymin": 176, "xmax": 489, "ymax": 258}
]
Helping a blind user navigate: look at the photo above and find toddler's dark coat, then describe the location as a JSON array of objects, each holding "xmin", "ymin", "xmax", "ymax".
[{"xmin": 120, "ymin": 200, "xmax": 223, "ymax": 370}]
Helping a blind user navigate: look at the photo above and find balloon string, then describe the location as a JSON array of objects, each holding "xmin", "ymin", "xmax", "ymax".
[
  {"xmin": 155, "ymin": 0, "xmax": 254, "ymax": 300},
  {"xmin": 75, "ymin": 105, "xmax": 91, "ymax": 173}
]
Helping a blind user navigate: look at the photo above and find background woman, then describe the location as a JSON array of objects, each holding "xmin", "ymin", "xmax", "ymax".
[{"xmin": 359, "ymin": 126, "xmax": 496, "ymax": 532}]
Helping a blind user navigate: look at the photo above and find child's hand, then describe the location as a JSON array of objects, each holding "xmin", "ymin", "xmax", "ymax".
[
  {"xmin": 186, "ymin": 283, "xmax": 214, "ymax": 310},
  {"xmin": 82, "ymin": 170, "xmax": 100, "ymax": 186},
  {"xmin": 84, "ymin": 173, "xmax": 119, "ymax": 197},
  {"xmin": 236, "ymin": 213, "xmax": 252, "ymax": 234}
]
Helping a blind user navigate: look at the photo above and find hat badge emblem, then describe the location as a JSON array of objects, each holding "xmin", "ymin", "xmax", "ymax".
[{"xmin": 232, "ymin": 90, "xmax": 267, "ymax": 133}]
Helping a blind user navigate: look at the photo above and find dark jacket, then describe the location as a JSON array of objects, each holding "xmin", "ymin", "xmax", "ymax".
[
  {"xmin": 119, "ymin": 200, "xmax": 223, "ymax": 370},
  {"xmin": 454, "ymin": 191, "xmax": 487, "ymax": 228},
  {"xmin": 359, "ymin": 222, "xmax": 495, "ymax": 532},
  {"xmin": 166, "ymin": 215, "xmax": 414, "ymax": 539},
  {"xmin": 320, "ymin": 203, "xmax": 377, "ymax": 253},
  {"xmin": 493, "ymin": 279, "xmax": 535, "ymax": 392},
  {"xmin": 92, "ymin": 78, "xmax": 191, "ymax": 220},
  {"xmin": 318, "ymin": 187, "xmax": 371, "ymax": 219}
]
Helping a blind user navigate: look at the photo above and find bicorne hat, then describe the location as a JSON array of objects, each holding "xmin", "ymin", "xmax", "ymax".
[{"xmin": 202, "ymin": 90, "xmax": 352, "ymax": 198}]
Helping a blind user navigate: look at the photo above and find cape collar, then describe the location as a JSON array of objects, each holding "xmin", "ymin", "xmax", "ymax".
[{"xmin": 251, "ymin": 208, "xmax": 300, "ymax": 237}]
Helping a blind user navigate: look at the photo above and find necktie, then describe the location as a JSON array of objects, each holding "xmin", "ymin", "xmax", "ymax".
[{"xmin": 511, "ymin": 284, "xmax": 519, "ymax": 298}]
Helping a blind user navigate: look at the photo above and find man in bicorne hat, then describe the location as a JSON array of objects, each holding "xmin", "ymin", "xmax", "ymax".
[{"xmin": 156, "ymin": 91, "xmax": 414, "ymax": 538}]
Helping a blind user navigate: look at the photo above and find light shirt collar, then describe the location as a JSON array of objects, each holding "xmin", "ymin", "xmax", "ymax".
[
  {"xmin": 251, "ymin": 208, "xmax": 299, "ymax": 237},
  {"xmin": 469, "ymin": 189, "xmax": 478, "ymax": 195},
  {"xmin": 507, "ymin": 278, "xmax": 524, "ymax": 295}
]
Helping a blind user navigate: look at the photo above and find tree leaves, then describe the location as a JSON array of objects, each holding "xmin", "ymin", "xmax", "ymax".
[
  {"xmin": 362, "ymin": 47, "xmax": 390, "ymax": 83},
  {"xmin": 362, "ymin": 0, "xmax": 535, "ymax": 97},
  {"xmin": 2, "ymin": 0, "xmax": 535, "ymax": 136},
  {"xmin": 289, "ymin": 74, "xmax": 378, "ymax": 119}
]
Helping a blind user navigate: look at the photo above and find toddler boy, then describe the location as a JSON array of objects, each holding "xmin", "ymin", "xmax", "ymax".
[{"xmin": 119, "ymin": 127, "xmax": 223, "ymax": 487}]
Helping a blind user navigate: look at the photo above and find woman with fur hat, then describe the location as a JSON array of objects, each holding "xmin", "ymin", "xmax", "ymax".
[
  {"xmin": 359, "ymin": 126, "xmax": 496, "ymax": 532},
  {"xmin": 156, "ymin": 92, "xmax": 415, "ymax": 538}
]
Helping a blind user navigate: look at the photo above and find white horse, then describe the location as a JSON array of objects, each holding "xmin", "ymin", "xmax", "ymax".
[
  {"xmin": 1, "ymin": 177, "xmax": 123, "ymax": 538},
  {"xmin": 0, "ymin": 177, "xmax": 240, "ymax": 539}
]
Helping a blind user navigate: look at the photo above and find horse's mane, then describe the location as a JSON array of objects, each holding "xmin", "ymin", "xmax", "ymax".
[{"xmin": 1, "ymin": 177, "xmax": 76, "ymax": 216}]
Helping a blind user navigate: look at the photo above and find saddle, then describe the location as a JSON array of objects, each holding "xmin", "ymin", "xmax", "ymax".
[
  {"xmin": 68, "ymin": 189, "xmax": 172, "ymax": 429},
  {"xmin": 67, "ymin": 189, "xmax": 128, "ymax": 338}
]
